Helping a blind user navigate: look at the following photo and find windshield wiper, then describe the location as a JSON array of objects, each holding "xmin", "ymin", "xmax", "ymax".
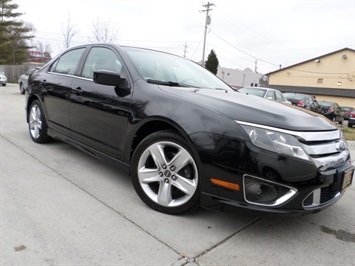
[
  {"xmin": 146, "ymin": 79, "xmax": 188, "ymax": 87},
  {"xmin": 214, "ymin": 88, "xmax": 231, "ymax": 92}
]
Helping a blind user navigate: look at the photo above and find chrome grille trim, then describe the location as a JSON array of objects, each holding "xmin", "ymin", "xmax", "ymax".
[{"xmin": 301, "ymin": 139, "xmax": 347, "ymax": 156}]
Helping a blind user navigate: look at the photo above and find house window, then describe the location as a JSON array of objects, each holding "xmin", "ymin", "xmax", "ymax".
[{"xmin": 317, "ymin": 78, "xmax": 323, "ymax": 84}]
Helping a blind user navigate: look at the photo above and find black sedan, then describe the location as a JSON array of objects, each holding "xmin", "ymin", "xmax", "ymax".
[
  {"xmin": 26, "ymin": 44, "xmax": 354, "ymax": 215},
  {"xmin": 341, "ymin": 106, "xmax": 355, "ymax": 120},
  {"xmin": 283, "ymin": 93, "xmax": 323, "ymax": 114},
  {"xmin": 318, "ymin": 100, "xmax": 344, "ymax": 124}
]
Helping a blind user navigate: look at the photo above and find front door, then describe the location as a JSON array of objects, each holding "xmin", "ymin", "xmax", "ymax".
[{"xmin": 69, "ymin": 46, "xmax": 132, "ymax": 159}]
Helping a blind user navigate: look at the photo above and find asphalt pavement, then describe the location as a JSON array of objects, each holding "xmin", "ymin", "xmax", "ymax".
[{"xmin": 1, "ymin": 83, "xmax": 354, "ymax": 265}]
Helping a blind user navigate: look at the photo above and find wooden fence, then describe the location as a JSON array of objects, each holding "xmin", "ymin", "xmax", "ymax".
[{"xmin": 0, "ymin": 64, "xmax": 44, "ymax": 83}]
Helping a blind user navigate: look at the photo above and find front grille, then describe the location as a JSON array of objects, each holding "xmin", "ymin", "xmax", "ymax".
[
  {"xmin": 320, "ymin": 186, "xmax": 338, "ymax": 203},
  {"xmin": 303, "ymin": 185, "xmax": 340, "ymax": 208},
  {"xmin": 275, "ymin": 186, "xmax": 290, "ymax": 198},
  {"xmin": 295, "ymin": 130, "xmax": 350, "ymax": 171}
]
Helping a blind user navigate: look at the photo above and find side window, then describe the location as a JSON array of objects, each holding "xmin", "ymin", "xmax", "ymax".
[
  {"xmin": 51, "ymin": 48, "xmax": 85, "ymax": 75},
  {"xmin": 313, "ymin": 100, "xmax": 319, "ymax": 108},
  {"xmin": 266, "ymin": 90, "xmax": 276, "ymax": 100},
  {"xmin": 82, "ymin": 47, "xmax": 123, "ymax": 79},
  {"xmin": 275, "ymin": 91, "xmax": 283, "ymax": 102}
]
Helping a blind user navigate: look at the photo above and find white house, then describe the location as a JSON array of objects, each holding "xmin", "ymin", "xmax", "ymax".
[{"xmin": 216, "ymin": 66, "xmax": 263, "ymax": 89}]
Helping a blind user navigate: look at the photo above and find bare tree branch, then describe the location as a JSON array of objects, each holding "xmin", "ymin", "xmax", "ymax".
[
  {"xmin": 62, "ymin": 13, "xmax": 78, "ymax": 48},
  {"xmin": 90, "ymin": 17, "xmax": 118, "ymax": 43}
]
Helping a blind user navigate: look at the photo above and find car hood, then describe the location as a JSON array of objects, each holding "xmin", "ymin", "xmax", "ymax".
[{"xmin": 161, "ymin": 87, "xmax": 335, "ymax": 131}]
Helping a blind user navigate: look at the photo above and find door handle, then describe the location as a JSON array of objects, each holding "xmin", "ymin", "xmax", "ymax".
[{"xmin": 72, "ymin": 87, "xmax": 83, "ymax": 96}]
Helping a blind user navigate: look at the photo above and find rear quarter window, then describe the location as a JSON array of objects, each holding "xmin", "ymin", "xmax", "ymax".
[{"xmin": 50, "ymin": 48, "xmax": 85, "ymax": 75}]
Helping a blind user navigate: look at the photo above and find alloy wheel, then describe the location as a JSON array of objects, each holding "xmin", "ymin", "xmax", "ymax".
[
  {"xmin": 29, "ymin": 104, "xmax": 43, "ymax": 139},
  {"xmin": 137, "ymin": 141, "xmax": 198, "ymax": 208}
]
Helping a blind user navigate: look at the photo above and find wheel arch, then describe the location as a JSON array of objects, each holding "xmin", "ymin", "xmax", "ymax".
[
  {"xmin": 128, "ymin": 118, "xmax": 199, "ymax": 163},
  {"xmin": 26, "ymin": 95, "xmax": 42, "ymax": 123}
]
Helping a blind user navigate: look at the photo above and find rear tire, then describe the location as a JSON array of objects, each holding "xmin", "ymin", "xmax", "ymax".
[
  {"xmin": 131, "ymin": 130, "xmax": 200, "ymax": 214},
  {"xmin": 20, "ymin": 83, "xmax": 25, "ymax": 94},
  {"xmin": 28, "ymin": 100, "xmax": 52, "ymax": 143}
]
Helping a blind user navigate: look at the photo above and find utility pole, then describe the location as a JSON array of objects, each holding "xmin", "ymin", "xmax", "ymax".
[
  {"xmin": 183, "ymin": 42, "xmax": 189, "ymax": 58},
  {"xmin": 254, "ymin": 60, "xmax": 258, "ymax": 73},
  {"xmin": 201, "ymin": 2, "xmax": 214, "ymax": 66}
]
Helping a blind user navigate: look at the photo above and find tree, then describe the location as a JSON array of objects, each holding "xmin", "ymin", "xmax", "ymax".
[
  {"xmin": 90, "ymin": 17, "xmax": 118, "ymax": 43},
  {"xmin": 205, "ymin": 49, "xmax": 219, "ymax": 75},
  {"xmin": 0, "ymin": 0, "xmax": 34, "ymax": 64},
  {"xmin": 259, "ymin": 75, "xmax": 269, "ymax": 87},
  {"xmin": 62, "ymin": 13, "xmax": 78, "ymax": 49}
]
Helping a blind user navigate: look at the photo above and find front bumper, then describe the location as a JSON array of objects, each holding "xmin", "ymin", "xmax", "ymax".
[{"xmin": 201, "ymin": 161, "xmax": 354, "ymax": 215}]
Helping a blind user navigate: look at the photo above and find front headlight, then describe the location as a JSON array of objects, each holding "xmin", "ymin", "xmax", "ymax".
[{"xmin": 241, "ymin": 125, "xmax": 310, "ymax": 161}]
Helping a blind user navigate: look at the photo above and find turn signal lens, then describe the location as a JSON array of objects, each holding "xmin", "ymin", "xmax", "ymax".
[{"xmin": 210, "ymin": 178, "xmax": 240, "ymax": 191}]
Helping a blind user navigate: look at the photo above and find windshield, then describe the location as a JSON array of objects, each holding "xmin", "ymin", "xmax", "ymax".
[
  {"xmin": 124, "ymin": 47, "xmax": 233, "ymax": 91},
  {"xmin": 319, "ymin": 101, "xmax": 332, "ymax": 107},
  {"xmin": 284, "ymin": 93, "xmax": 307, "ymax": 101}
]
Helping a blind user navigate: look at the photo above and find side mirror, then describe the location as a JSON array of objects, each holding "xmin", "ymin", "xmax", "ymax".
[{"xmin": 93, "ymin": 70, "xmax": 130, "ymax": 90}]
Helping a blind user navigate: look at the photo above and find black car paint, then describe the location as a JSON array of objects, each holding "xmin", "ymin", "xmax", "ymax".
[{"xmin": 26, "ymin": 44, "xmax": 352, "ymax": 214}]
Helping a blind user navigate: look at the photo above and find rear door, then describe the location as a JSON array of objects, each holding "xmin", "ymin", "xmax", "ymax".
[
  {"xmin": 41, "ymin": 47, "xmax": 86, "ymax": 136},
  {"xmin": 69, "ymin": 46, "xmax": 132, "ymax": 159}
]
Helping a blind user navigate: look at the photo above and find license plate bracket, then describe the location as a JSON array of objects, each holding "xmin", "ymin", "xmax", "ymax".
[{"xmin": 342, "ymin": 167, "xmax": 354, "ymax": 191}]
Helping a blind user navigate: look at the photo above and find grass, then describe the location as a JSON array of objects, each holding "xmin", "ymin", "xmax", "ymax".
[{"xmin": 340, "ymin": 126, "xmax": 355, "ymax": 141}]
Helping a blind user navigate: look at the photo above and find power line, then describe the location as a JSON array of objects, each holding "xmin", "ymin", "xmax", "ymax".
[{"xmin": 209, "ymin": 29, "xmax": 279, "ymax": 67}]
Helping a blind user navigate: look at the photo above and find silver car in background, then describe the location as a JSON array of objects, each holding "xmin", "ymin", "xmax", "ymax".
[{"xmin": 18, "ymin": 69, "xmax": 35, "ymax": 94}]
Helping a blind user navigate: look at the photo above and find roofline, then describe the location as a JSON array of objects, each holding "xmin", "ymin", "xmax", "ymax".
[
  {"xmin": 266, "ymin": 47, "xmax": 355, "ymax": 76},
  {"xmin": 269, "ymin": 85, "xmax": 355, "ymax": 98}
]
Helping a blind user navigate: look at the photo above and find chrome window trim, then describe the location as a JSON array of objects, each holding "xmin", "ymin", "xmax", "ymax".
[{"xmin": 47, "ymin": 71, "xmax": 94, "ymax": 81}]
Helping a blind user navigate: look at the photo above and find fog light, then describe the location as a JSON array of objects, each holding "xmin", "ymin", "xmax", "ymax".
[
  {"xmin": 245, "ymin": 184, "xmax": 262, "ymax": 200},
  {"xmin": 245, "ymin": 183, "xmax": 277, "ymax": 203},
  {"xmin": 243, "ymin": 175, "xmax": 297, "ymax": 207}
]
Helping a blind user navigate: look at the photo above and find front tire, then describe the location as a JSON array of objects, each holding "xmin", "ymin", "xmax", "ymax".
[
  {"xmin": 28, "ymin": 100, "xmax": 52, "ymax": 143},
  {"xmin": 131, "ymin": 130, "xmax": 200, "ymax": 214}
]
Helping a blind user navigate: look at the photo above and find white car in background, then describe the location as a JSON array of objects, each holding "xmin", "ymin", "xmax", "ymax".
[
  {"xmin": 238, "ymin": 86, "xmax": 291, "ymax": 104},
  {"xmin": 0, "ymin": 72, "xmax": 7, "ymax": 86}
]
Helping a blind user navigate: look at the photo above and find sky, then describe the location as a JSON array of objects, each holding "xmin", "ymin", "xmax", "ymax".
[{"xmin": 14, "ymin": 0, "xmax": 355, "ymax": 74}]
